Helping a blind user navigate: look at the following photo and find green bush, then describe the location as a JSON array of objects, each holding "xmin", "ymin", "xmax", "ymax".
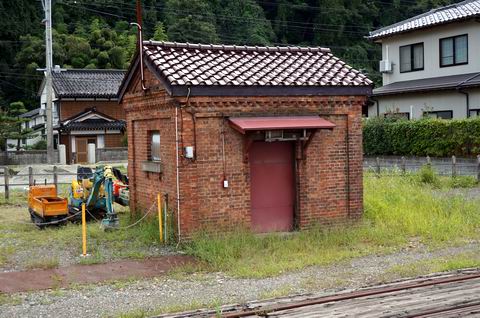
[
  {"xmin": 31, "ymin": 139, "xmax": 47, "ymax": 150},
  {"xmin": 363, "ymin": 117, "xmax": 480, "ymax": 157},
  {"xmin": 417, "ymin": 164, "xmax": 439, "ymax": 186}
]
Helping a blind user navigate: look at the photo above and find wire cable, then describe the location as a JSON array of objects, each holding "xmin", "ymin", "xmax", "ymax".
[{"xmin": 13, "ymin": 210, "xmax": 82, "ymax": 226}]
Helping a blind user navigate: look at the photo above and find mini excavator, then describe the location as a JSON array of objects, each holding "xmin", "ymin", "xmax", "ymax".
[
  {"xmin": 28, "ymin": 165, "xmax": 129, "ymax": 229},
  {"xmin": 69, "ymin": 165, "xmax": 129, "ymax": 229}
]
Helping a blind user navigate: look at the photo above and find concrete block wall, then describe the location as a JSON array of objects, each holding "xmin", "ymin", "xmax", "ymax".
[
  {"xmin": 0, "ymin": 150, "xmax": 59, "ymax": 165},
  {"xmin": 96, "ymin": 147, "xmax": 128, "ymax": 162}
]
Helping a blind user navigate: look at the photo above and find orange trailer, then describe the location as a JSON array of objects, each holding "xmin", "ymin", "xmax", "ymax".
[{"xmin": 28, "ymin": 185, "xmax": 69, "ymax": 228}]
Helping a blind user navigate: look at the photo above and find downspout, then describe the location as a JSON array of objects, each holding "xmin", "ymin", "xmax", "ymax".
[
  {"xmin": 370, "ymin": 97, "xmax": 380, "ymax": 117},
  {"xmin": 175, "ymin": 87, "xmax": 191, "ymax": 243},
  {"xmin": 183, "ymin": 87, "xmax": 196, "ymax": 161},
  {"xmin": 130, "ymin": 22, "xmax": 146, "ymax": 91},
  {"xmin": 456, "ymin": 72, "xmax": 480, "ymax": 118},
  {"xmin": 345, "ymin": 114, "xmax": 351, "ymax": 218},
  {"xmin": 458, "ymin": 89, "xmax": 470, "ymax": 118},
  {"xmin": 175, "ymin": 103, "xmax": 181, "ymax": 242}
]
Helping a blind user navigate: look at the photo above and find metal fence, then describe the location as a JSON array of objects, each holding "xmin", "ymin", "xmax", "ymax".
[{"xmin": 363, "ymin": 155, "xmax": 480, "ymax": 180}]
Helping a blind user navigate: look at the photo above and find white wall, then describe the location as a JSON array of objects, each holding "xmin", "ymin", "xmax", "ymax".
[
  {"xmin": 369, "ymin": 87, "xmax": 480, "ymax": 119},
  {"xmin": 40, "ymin": 85, "xmax": 59, "ymax": 126},
  {"xmin": 380, "ymin": 20, "xmax": 480, "ymax": 85}
]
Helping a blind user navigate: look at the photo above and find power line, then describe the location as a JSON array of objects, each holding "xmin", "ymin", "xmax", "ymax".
[{"xmin": 62, "ymin": 0, "xmax": 375, "ymax": 33}]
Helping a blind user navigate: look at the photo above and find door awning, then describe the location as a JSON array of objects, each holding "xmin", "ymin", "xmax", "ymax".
[{"xmin": 229, "ymin": 116, "xmax": 335, "ymax": 134}]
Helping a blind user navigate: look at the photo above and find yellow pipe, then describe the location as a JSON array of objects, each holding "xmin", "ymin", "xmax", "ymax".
[
  {"xmin": 82, "ymin": 203, "xmax": 87, "ymax": 256},
  {"xmin": 158, "ymin": 193, "xmax": 163, "ymax": 243}
]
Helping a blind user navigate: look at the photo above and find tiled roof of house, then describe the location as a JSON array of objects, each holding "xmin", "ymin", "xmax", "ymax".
[
  {"xmin": 20, "ymin": 108, "xmax": 41, "ymax": 118},
  {"xmin": 51, "ymin": 69, "xmax": 126, "ymax": 98},
  {"xmin": 372, "ymin": 72, "xmax": 480, "ymax": 96},
  {"xmin": 143, "ymin": 41, "xmax": 373, "ymax": 88},
  {"xmin": 368, "ymin": 0, "xmax": 480, "ymax": 40},
  {"xmin": 61, "ymin": 119, "xmax": 126, "ymax": 132}
]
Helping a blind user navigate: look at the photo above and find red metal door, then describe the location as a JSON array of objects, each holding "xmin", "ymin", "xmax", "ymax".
[{"xmin": 250, "ymin": 141, "xmax": 294, "ymax": 233}]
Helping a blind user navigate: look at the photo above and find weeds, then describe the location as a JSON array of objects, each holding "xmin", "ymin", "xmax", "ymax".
[
  {"xmin": 384, "ymin": 252, "xmax": 480, "ymax": 281},
  {"xmin": 117, "ymin": 299, "xmax": 223, "ymax": 318},
  {"xmin": 0, "ymin": 294, "xmax": 22, "ymax": 306},
  {"xmin": 25, "ymin": 257, "xmax": 59, "ymax": 270},
  {"xmin": 417, "ymin": 164, "xmax": 439, "ymax": 186}
]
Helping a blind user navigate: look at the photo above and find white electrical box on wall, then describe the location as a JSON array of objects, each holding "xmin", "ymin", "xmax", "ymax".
[
  {"xmin": 185, "ymin": 146, "xmax": 194, "ymax": 159},
  {"xmin": 223, "ymin": 180, "xmax": 229, "ymax": 188}
]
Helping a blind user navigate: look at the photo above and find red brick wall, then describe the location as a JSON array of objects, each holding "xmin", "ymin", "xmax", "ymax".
[
  {"xmin": 122, "ymin": 68, "xmax": 366, "ymax": 239},
  {"xmin": 123, "ymin": 71, "xmax": 178, "ymax": 216},
  {"xmin": 59, "ymin": 100, "xmax": 125, "ymax": 121}
]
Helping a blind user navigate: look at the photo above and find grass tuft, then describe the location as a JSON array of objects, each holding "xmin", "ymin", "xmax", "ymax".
[{"xmin": 25, "ymin": 256, "xmax": 59, "ymax": 270}]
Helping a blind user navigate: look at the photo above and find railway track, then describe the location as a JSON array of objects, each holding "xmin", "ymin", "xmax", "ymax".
[{"xmin": 155, "ymin": 269, "xmax": 480, "ymax": 318}]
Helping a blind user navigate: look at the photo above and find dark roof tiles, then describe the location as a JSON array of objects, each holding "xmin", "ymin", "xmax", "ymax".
[
  {"xmin": 143, "ymin": 41, "xmax": 372, "ymax": 87},
  {"xmin": 369, "ymin": 0, "xmax": 480, "ymax": 40},
  {"xmin": 373, "ymin": 72, "xmax": 480, "ymax": 96},
  {"xmin": 51, "ymin": 69, "xmax": 126, "ymax": 98}
]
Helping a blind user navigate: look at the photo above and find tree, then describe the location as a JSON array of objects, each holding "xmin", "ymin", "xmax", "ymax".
[
  {"xmin": 0, "ymin": 102, "xmax": 33, "ymax": 151},
  {"xmin": 152, "ymin": 22, "xmax": 168, "ymax": 41},
  {"xmin": 164, "ymin": 0, "xmax": 219, "ymax": 43},
  {"xmin": 7, "ymin": 101, "xmax": 33, "ymax": 151},
  {"xmin": 215, "ymin": 0, "xmax": 275, "ymax": 45}
]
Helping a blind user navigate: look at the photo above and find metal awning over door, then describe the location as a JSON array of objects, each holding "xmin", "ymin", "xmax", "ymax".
[
  {"xmin": 228, "ymin": 116, "xmax": 335, "ymax": 134},
  {"xmin": 229, "ymin": 116, "xmax": 336, "ymax": 162}
]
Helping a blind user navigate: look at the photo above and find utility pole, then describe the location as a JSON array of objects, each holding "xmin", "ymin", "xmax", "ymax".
[{"xmin": 42, "ymin": 0, "xmax": 54, "ymax": 164}]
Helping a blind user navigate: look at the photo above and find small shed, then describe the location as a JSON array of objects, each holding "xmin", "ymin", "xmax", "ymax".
[{"xmin": 119, "ymin": 41, "xmax": 372, "ymax": 239}]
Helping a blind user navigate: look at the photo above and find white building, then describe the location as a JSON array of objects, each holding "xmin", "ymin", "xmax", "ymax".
[
  {"xmin": 6, "ymin": 108, "xmax": 46, "ymax": 151},
  {"xmin": 367, "ymin": 0, "xmax": 480, "ymax": 120}
]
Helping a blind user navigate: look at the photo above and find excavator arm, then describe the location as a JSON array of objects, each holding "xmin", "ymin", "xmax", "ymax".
[{"xmin": 76, "ymin": 166, "xmax": 120, "ymax": 229}]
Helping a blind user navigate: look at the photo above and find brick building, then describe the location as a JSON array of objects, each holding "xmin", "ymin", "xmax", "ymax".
[
  {"xmin": 39, "ymin": 68, "xmax": 126, "ymax": 163},
  {"xmin": 119, "ymin": 41, "xmax": 372, "ymax": 239}
]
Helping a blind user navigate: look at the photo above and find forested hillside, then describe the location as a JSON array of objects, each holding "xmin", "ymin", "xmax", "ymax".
[{"xmin": 0, "ymin": 0, "xmax": 460, "ymax": 109}]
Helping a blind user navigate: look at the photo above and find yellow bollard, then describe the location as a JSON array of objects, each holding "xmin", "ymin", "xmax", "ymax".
[
  {"xmin": 158, "ymin": 193, "xmax": 163, "ymax": 243},
  {"xmin": 82, "ymin": 203, "xmax": 87, "ymax": 256}
]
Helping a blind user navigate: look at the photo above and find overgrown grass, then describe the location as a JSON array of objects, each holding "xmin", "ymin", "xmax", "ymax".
[
  {"xmin": 384, "ymin": 252, "xmax": 480, "ymax": 281},
  {"xmin": 184, "ymin": 172, "xmax": 480, "ymax": 278}
]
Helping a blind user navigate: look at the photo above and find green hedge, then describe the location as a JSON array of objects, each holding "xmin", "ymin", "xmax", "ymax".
[{"xmin": 363, "ymin": 117, "xmax": 480, "ymax": 157}]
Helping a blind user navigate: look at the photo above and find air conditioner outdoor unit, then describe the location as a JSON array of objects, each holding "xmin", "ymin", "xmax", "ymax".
[{"xmin": 379, "ymin": 60, "xmax": 393, "ymax": 73}]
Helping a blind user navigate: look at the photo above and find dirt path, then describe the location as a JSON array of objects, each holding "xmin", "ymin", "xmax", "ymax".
[
  {"xmin": 0, "ymin": 256, "xmax": 194, "ymax": 293},
  {"xmin": 1, "ymin": 243, "xmax": 479, "ymax": 318}
]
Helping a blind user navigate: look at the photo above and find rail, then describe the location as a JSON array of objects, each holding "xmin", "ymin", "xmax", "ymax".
[{"xmin": 155, "ymin": 270, "xmax": 480, "ymax": 318}]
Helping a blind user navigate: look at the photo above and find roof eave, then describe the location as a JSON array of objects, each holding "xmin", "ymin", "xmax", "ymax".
[
  {"xmin": 368, "ymin": 16, "xmax": 480, "ymax": 41},
  {"xmin": 170, "ymin": 85, "xmax": 373, "ymax": 97},
  {"xmin": 373, "ymin": 82, "xmax": 480, "ymax": 97}
]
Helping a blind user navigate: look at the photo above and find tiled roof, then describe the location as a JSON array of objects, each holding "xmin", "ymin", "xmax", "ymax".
[
  {"xmin": 20, "ymin": 108, "xmax": 42, "ymax": 118},
  {"xmin": 61, "ymin": 119, "xmax": 126, "ymax": 132},
  {"xmin": 373, "ymin": 72, "xmax": 480, "ymax": 96},
  {"xmin": 51, "ymin": 69, "xmax": 126, "ymax": 98},
  {"xmin": 368, "ymin": 0, "xmax": 480, "ymax": 40},
  {"xmin": 143, "ymin": 41, "xmax": 373, "ymax": 87}
]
